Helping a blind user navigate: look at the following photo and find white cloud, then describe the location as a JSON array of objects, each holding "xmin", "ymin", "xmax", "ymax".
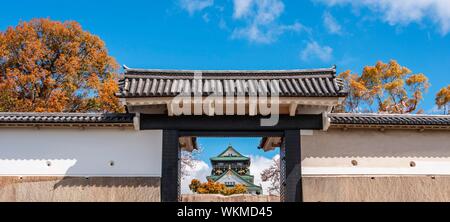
[
  {"xmin": 178, "ymin": 0, "xmax": 305, "ymax": 43},
  {"xmin": 202, "ymin": 13, "xmax": 210, "ymax": 22},
  {"xmin": 233, "ymin": 0, "xmax": 254, "ymax": 19},
  {"xmin": 300, "ymin": 41, "xmax": 333, "ymax": 62},
  {"xmin": 180, "ymin": 0, "xmax": 214, "ymax": 15},
  {"xmin": 180, "ymin": 160, "xmax": 211, "ymax": 194},
  {"xmin": 219, "ymin": 17, "xmax": 228, "ymax": 30},
  {"xmin": 318, "ymin": 0, "xmax": 450, "ymax": 35},
  {"xmin": 249, "ymin": 154, "xmax": 280, "ymax": 195},
  {"xmin": 323, "ymin": 11, "xmax": 342, "ymax": 35},
  {"xmin": 232, "ymin": 22, "xmax": 303, "ymax": 44},
  {"xmin": 231, "ymin": 0, "xmax": 305, "ymax": 43}
]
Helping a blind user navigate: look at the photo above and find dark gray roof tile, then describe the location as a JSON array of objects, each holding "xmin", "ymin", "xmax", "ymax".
[
  {"xmin": 330, "ymin": 113, "xmax": 450, "ymax": 126},
  {"xmin": 117, "ymin": 68, "xmax": 347, "ymax": 97},
  {"xmin": 0, "ymin": 113, "xmax": 134, "ymax": 125}
]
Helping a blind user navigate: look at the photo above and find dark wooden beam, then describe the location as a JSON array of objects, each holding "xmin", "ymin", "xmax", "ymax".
[
  {"xmin": 178, "ymin": 130, "xmax": 284, "ymax": 137},
  {"xmin": 161, "ymin": 130, "xmax": 180, "ymax": 202},
  {"xmin": 141, "ymin": 114, "xmax": 323, "ymax": 131},
  {"xmin": 283, "ymin": 130, "xmax": 302, "ymax": 202}
]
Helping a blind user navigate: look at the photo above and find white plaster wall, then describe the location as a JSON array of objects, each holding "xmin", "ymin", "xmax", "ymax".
[
  {"xmin": 301, "ymin": 128, "xmax": 450, "ymax": 175},
  {"xmin": 0, "ymin": 128, "xmax": 162, "ymax": 176}
]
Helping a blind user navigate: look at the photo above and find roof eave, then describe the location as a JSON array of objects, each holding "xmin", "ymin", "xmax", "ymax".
[{"xmin": 210, "ymin": 157, "xmax": 250, "ymax": 161}]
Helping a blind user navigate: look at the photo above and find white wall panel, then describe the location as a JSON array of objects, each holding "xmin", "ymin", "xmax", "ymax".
[
  {"xmin": 301, "ymin": 129, "xmax": 450, "ymax": 175},
  {"xmin": 0, "ymin": 128, "xmax": 162, "ymax": 176}
]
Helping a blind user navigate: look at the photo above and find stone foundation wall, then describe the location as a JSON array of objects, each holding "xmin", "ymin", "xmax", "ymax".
[
  {"xmin": 303, "ymin": 175, "xmax": 450, "ymax": 202},
  {"xmin": 183, "ymin": 175, "xmax": 450, "ymax": 202},
  {"xmin": 3, "ymin": 175, "xmax": 450, "ymax": 202},
  {"xmin": 0, "ymin": 177, "xmax": 160, "ymax": 202}
]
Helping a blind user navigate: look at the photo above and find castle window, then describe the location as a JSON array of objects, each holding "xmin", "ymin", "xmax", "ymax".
[{"xmin": 225, "ymin": 181, "xmax": 235, "ymax": 186}]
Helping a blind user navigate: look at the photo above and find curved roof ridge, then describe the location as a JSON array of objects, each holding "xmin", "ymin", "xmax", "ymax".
[
  {"xmin": 212, "ymin": 169, "xmax": 261, "ymax": 188},
  {"xmin": 123, "ymin": 67, "xmax": 336, "ymax": 75},
  {"xmin": 216, "ymin": 145, "xmax": 245, "ymax": 157}
]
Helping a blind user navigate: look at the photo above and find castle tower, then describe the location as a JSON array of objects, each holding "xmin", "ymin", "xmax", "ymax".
[{"xmin": 206, "ymin": 145, "xmax": 262, "ymax": 195}]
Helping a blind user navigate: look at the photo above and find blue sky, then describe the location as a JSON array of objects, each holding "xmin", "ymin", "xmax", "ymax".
[
  {"xmin": 1, "ymin": 0, "xmax": 449, "ymax": 113},
  {"xmin": 196, "ymin": 137, "xmax": 277, "ymax": 164}
]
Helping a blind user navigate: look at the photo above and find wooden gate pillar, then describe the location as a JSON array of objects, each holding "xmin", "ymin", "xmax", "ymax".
[
  {"xmin": 283, "ymin": 130, "xmax": 302, "ymax": 202},
  {"xmin": 161, "ymin": 130, "xmax": 180, "ymax": 202}
]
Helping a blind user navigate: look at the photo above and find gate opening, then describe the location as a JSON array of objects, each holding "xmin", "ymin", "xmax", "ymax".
[
  {"xmin": 180, "ymin": 136, "xmax": 282, "ymax": 202},
  {"xmin": 162, "ymin": 129, "xmax": 303, "ymax": 202}
]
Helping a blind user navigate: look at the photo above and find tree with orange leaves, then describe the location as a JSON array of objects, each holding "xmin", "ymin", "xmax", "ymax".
[
  {"xmin": 189, "ymin": 179, "xmax": 247, "ymax": 196},
  {"xmin": 435, "ymin": 85, "xmax": 450, "ymax": 114},
  {"xmin": 336, "ymin": 60, "xmax": 430, "ymax": 114},
  {"xmin": 0, "ymin": 18, "xmax": 123, "ymax": 113}
]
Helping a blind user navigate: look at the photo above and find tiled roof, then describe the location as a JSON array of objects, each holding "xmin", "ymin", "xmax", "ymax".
[
  {"xmin": 217, "ymin": 145, "xmax": 245, "ymax": 157},
  {"xmin": 0, "ymin": 112, "xmax": 134, "ymax": 125},
  {"xmin": 329, "ymin": 113, "xmax": 450, "ymax": 126},
  {"xmin": 117, "ymin": 67, "xmax": 347, "ymax": 98},
  {"xmin": 210, "ymin": 156, "xmax": 250, "ymax": 161},
  {"xmin": 207, "ymin": 169, "xmax": 262, "ymax": 190}
]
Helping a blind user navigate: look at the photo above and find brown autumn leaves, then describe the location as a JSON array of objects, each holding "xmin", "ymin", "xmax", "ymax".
[
  {"xmin": 0, "ymin": 19, "xmax": 449, "ymax": 114},
  {"xmin": 337, "ymin": 60, "xmax": 449, "ymax": 114},
  {"xmin": 0, "ymin": 18, "xmax": 123, "ymax": 113}
]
